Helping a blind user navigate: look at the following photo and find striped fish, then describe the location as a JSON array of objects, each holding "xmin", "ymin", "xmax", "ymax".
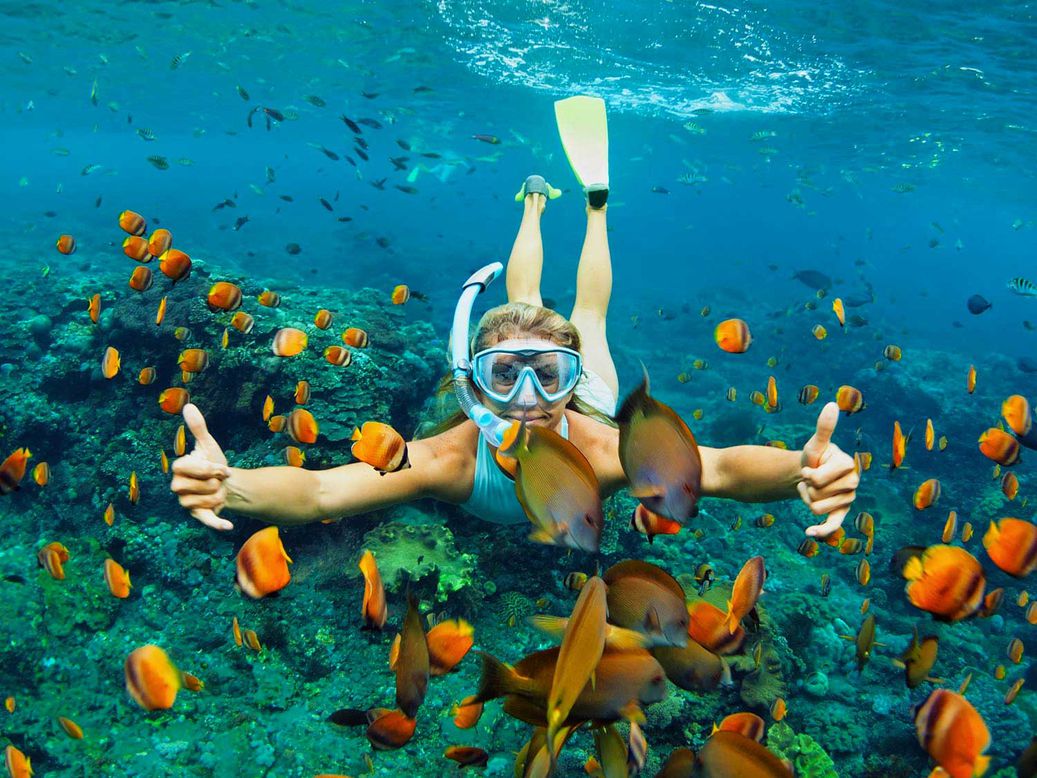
[{"xmin": 1008, "ymin": 277, "xmax": 1037, "ymax": 296}]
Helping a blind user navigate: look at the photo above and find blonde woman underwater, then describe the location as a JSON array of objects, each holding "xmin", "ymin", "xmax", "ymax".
[{"xmin": 170, "ymin": 177, "xmax": 859, "ymax": 544}]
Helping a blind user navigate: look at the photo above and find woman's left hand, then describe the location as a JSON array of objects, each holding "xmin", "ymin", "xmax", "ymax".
[{"xmin": 797, "ymin": 402, "xmax": 859, "ymax": 537}]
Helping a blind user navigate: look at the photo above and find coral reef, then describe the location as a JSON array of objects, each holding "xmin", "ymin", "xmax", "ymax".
[
  {"xmin": 360, "ymin": 521, "xmax": 475, "ymax": 600},
  {"xmin": 766, "ymin": 722, "xmax": 838, "ymax": 778}
]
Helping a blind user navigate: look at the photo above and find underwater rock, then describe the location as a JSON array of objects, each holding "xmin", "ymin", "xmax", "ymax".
[
  {"xmin": 803, "ymin": 670, "xmax": 829, "ymax": 698},
  {"xmin": 360, "ymin": 521, "xmax": 475, "ymax": 600}
]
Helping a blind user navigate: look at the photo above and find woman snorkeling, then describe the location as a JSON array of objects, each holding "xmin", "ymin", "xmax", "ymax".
[{"xmin": 171, "ymin": 97, "xmax": 858, "ymax": 541}]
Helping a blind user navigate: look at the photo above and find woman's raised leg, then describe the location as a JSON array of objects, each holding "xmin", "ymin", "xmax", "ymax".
[
  {"xmin": 569, "ymin": 205, "xmax": 618, "ymax": 398},
  {"xmin": 505, "ymin": 192, "xmax": 546, "ymax": 306}
]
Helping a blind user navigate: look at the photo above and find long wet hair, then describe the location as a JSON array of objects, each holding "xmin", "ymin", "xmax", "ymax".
[{"xmin": 420, "ymin": 302, "xmax": 616, "ymax": 438}]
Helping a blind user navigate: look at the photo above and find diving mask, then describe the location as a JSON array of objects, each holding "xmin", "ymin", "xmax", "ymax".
[{"xmin": 471, "ymin": 343, "xmax": 583, "ymax": 404}]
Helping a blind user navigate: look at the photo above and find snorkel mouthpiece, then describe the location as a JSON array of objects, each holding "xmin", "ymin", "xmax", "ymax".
[{"xmin": 451, "ymin": 262, "xmax": 512, "ymax": 447}]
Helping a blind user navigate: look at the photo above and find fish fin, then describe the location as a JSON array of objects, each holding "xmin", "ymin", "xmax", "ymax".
[
  {"xmin": 645, "ymin": 605, "xmax": 662, "ymax": 635},
  {"xmin": 720, "ymin": 658, "xmax": 734, "ymax": 687},
  {"xmin": 589, "ymin": 670, "xmax": 596, "ymax": 691},
  {"xmin": 473, "ymin": 651, "xmax": 518, "ymax": 703},
  {"xmin": 982, "ymin": 520, "xmax": 998, "ymax": 549},
  {"xmin": 604, "ymin": 626, "xmax": 650, "ymax": 651},
  {"xmin": 528, "ymin": 614, "xmax": 567, "ymax": 638},
  {"xmin": 974, "ymin": 755, "xmax": 991, "ymax": 776},
  {"xmin": 350, "ymin": 427, "xmax": 362, "ymax": 441},
  {"xmin": 629, "ymin": 486, "xmax": 665, "ymax": 499},
  {"xmin": 902, "ymin": 556, "xmax": 924, "ymax": 581},
  {"xmin": 890, "ymin": 659, "xmax": 906, "ymax": 669},
  {"xmin": 619, "ymin": 700, "xmax": 646, "ymax": 726},
  {"xmin": 724, "ymin": 603, "xmax": 739, "ymax": 635},
  {"xmin": 838, "ymin": 634, "xmax": 854, "ymax": 641}
]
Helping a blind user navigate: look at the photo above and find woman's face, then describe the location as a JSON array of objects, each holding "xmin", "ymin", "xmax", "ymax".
[{"xmin": 477, "ymin": 337, "xmax": 575, "ymax": 431}]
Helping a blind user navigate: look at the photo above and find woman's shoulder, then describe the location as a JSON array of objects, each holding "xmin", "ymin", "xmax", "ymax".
[
  {"xmin": 566, "ymin": 409, "xmax": 619, "ymax": 449},
  {"xmin": 410, "ymin": 421, "xmax": 480, "ymax": 502}
]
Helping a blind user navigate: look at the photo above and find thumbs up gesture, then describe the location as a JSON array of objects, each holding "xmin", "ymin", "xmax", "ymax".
[
  {"xmin": 798, "ymin": 402, "xmax": 859, "ymax": 537},
  {"xmin": 170, "ymin": 403, "xmax": 234, "ymax": 531}
]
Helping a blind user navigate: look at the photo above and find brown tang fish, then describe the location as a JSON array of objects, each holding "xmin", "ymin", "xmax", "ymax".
[
  {"xmin": 603, "ymin": 560, "xmax": 689, "ymax": 647},
  {"xmin": 395, "ymin": 594, "xmax": 429, "ymax": 718},
  {"xmin": 499, "ymin": 420, "xmax": 603, "ymax": 553},
  {"xmin": 616, "ymin": 370, "xmax": 702, "ymax": 521}
]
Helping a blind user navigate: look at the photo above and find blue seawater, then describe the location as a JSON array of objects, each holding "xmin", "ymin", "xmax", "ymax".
[{"xmin": 0, "ymin": 1, "xmax": 1035, "ymax": 776}]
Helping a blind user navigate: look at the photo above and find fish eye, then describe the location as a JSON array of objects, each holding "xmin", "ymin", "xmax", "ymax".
[{"xmin": 651, "ymin": 674, "xmax": 665, "ymax": 685}]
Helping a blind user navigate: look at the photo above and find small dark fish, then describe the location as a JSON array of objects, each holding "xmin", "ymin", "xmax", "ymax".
[
  {"xmin": 651, "ymin": 186, "xmax": 670, "ymax": 194},
  {"xmin": 247, "ymin": 106, "xmax": 259, "ymax": 128},
  {"xmin": 361, "ymin": 91, "xmax": 379, "ymax": 99},
  {"xmin": 170, "ymin": 52, "xmax": 190, "ymax": 70},
  {"xmin": 233, "ymin": 215, "xmax": 250, "ymax": 231},
  {"xmin": 847, "ymin": 314, "xmax": 868, "ymax": 328},
  {"xmin": 94, "ymin": 196, "xmax": 102, "ymax": 208},
  {"xmin": 279, "ymin": 195, "xmax": 294, "ymax": 202},
  {"xmin": 966, "ymin": 294, "xmax": 992, "ymax": 315},
  {"xmin": 319, "ymin": 198, "xmax": 333, "ymax": 212},
  {"xmin": 213, "ymin": 199, "xmax": 236, "ymax": 210},
  {"xmin": 354, "ymin": 147, "xmax": 369, "ymax": 161},
  {"xmin": 1019, "ymin": 357, "xmax": 1037, "ymax": 374},
  {"xmin": 81, "ymin": 163, "xmax": 102, "ymax": 176},
  {"xmin": 354, "ymin": 137, "xmax": 369, "ymax": 150},
  {"xmin": 389, "ymin": 156, "xmax": 408, "ymax": 170},
  {"xmin": 3, "ymin": 574, "xmax": 26, "ymax": 584},
  {"xmin": 285, "ymin": 243, "xmax": 301, "ymax": 255},
  {"xmin": 420, "ymin": 152, "xmax": 441, "ymax": 159},
  {"xmin": 337, "ymin": 216, "xmax": 353, "ymax": 223},
  {"xmin": 413, "ymin": 85, "xmax": 432, "ymax": 93},
  {"xmin": 265, "ymin": 166, "xmax": 276, "ymax": 183},
  {"xmin": 340, "ymin": 115, "xmax": 362, "ymax": 133},
  {"xmin": 305, "ymin": 95, "xmax": 326, "ymax": 107},
  {"xmin": 396, "ymin": 139, "xmax": 411, "ymax": 150},
  {"xmin": 319, "ymin": 146, "xmax": 339, "ymax": 161},
  {"xmin": 1024, "ymin": 321, "xmax": 1035, "ymax": 331},
  {"xmin": 472, "ymin": 133, "xmax": 500, "ymax": 144},
  {"xmin": 952, "ymin": 321, "xmax": 964, "ymax": 329},
  {"xmin": 136, "ymin": 127, "xmax": 157, "ymax": 141},
  {"xmin": 376, "ymin": 237, "xmax": 391, "ymax": 249},
  {"xmin": 792, "ymin": 269, "xmax": 833, "ymax": 290},
  {"xmin": 147, "ymin": 156, "xmax": 169, "ymax": 170},
  {"xmin": 263, "ymin": 107, "xmax": 285, "ymax": 122},
  {"xmin": 345, "ymin": 156, "xmax": 357, "ymax": 167},
  {"xmin": 358, "ymin": 118, "xmax": 382, "ymax": 129},
  {"xmin": 328, "ymin": 709, "xmax": 370, "ymax": 727},
  {"xmin": 236, "ymin": 85, "xmax": 250, "ymax": 101},
  {"xmin": 371, "ymin": 178, "xmax": 387, "ymax": 191},
  {"xmin": 394, "ymin": 185, "xmax": 417, "ymax": 195}
]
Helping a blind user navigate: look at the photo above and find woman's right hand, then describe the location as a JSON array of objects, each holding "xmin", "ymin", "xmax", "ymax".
[{"xmin": 171, "ymin": 403, "xmax": 234, "ymax": 531}]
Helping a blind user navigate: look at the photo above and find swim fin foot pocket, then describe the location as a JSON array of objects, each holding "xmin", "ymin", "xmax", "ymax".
[
  {"xmin": 586, "ymin": 185, "xmax": 609, "ymax": 210},
  {"xmin": 514, "ymin": 174, "xmax": 562, "ymax": 203}
]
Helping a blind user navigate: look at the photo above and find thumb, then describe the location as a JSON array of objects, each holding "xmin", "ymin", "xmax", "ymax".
[
  {"xmin": 803, "ymin": 402, "xmax": 839, "ymax": 468},
  {"xmin": 183, "ymin": 403, "xmax": 225, "ymax": 463}
]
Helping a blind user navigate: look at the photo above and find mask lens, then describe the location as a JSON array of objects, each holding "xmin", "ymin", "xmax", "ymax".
[{"xmin": 473, "ymin": 348, "xmax": 582, "ymax": 402}]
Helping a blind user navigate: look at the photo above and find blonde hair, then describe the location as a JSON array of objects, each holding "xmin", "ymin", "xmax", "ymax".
[{"xmin": 419, "ymin": 302, "xmax": 615, "ymax": 437}]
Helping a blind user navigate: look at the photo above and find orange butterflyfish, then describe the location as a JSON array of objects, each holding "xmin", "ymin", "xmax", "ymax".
[
  {"xmin": 88, "ymin": 293, "xmax": 101, "ymax": 323},
  {"xmin": 631, "ymin": 503, "xmax": 683, "ymax": 543},
  {"xmin": 839, "ymin": 537, "xmax": 864, "ymax": 555},
  {"xmin": 323, "ymin": 345, "xmax": 352, "ymax": 366},
  {"xmin": 351, "ymin": 421, "xmax": 409, "ymax": 473},
  {"xmin": 158, "ymin": 249, "xmax": 191, "ymax": 282},
  {"xmin": 902, "ymin": 545, "xmax": 985, "ymax": 622},
  {"xmin": 101, "ymin": 346, "xmax": 121, "ymax": 379},
  {"xmin": 1027, "ymin": 602, "xmax": 1037, "ymax": 625},
  {"xmin": 261, "ymin": 395, "xmax": 274, "ymax": 422},
  {"xmin": 812, "ymin": 324, "xmax": 827, "ymax": 340},
  {"xmin": 770, "ymin": 697, "xmax": 787, "ymax": 721},
  {"xmin": 173, "ymin": 326, "xmax": 191, "ymax": 341},
  {"xmin": 942, "ymin": 511, "xmax": 958, "ymax": 544},
  {"xmin": 283, "ymin": 445, "xmax": 305, "ymax": 467},
  {"xmin": 451, "ymin": 695, "xmax": 484, "ymax": 729},
  {"xmin": 854, "ymin": 511, "xmax": 875, "ymax": 537},
  {"xmin": 725, "ymin": 387, "xmax": 737, "ymax": 401},
  {"xmin": 925, "ymin": 419, "xmax": 935, "ymax": 451},
  {"xmin": 230, "ymin": 311, "xmax": 254, "ymax": 333},
  {"xmin": 883, "ymin": 344, "xmax": 902, "ymax": 361},
  {"xmin": 138, "ymin": 366, "xmax": 156, "ymax": 385},
  {"xmin": 104, "ymin": 558, "xmax": 132, "ymax": 598},
  {"xmin": 766, "ymin": 376, "xmax": 778, "ymax": 409},
  {"xmin": 154, "ymin": 296, "xmax": 167, "ymax": 326},
  {"xmin": 725, "ymin": 556, "xmax": 765, "ymax": 635},
  {"xmin": 821, "ymin": 527, "xmax": 846, "ymax": 548},
  {"xmin": 294, "ymin": 380, "xmax": 311, "ymax": 405},
  {"xmin": 714, "ymin": 712, "xmax": 766, "ymax": 742},
  {"xmin": 913, "ymin": 479, "xmax": 941, "ymax": 510},
  {"xmin": 267, "ymin": 415, "xmax": 286, "ymax": 433},
  {"xmin": 966, "ymin": 364, "xmax": 977, "ymax": 394},
  {"xmin": 1002, "ymin": 472, "xmax": 1019, "ymax": 500},
  {"xmin": 856, "ymin": 559, "xmax": 871, "ymax": 586},
  {"xmin": 257, "ymin": 290, "xmax": 281, "ymax": 307},
  {"xmin": 147, "ymin": 228, "xmax": 172, "ymax": 257},
  {"xmin": 978, "ymin": 428, "xmax": 1020, "ymax": 466},
  {"xmin": 55, "ymin": 234, "xmax": 76, "ymax": 254},
  {"xmin": 1008, "ymin": 637, "xmax": 1024, "ymax": 664},
  {"xmin": 798, "ymin": 384, "xmax": 819, "ymax": 404},
  {"xmin": 713, "ymin": 318, "xmax": 752, "ymax": 353},
  {"xmin": 104, "ymin": 503, "xmax": 115, "ymax": 526},
  {"xmin": 287, "ymin": 408, "xmax": 319, "ymax": 444},
  {"xmin": 994, "ymin": 664, "xmax": 1006, "ymax": 680},
  {"xmin": 939, "ymin": 435, "xmax": 948, "ymax": 451},
  {"xmin": 125, "ymin": 644, "xmax": 181, "ymax": 711},
  {"xmin": 160, "ymin": 450, "xmax": 169, "ymax": 473},
  {"xmin": 892, "ymin": 420, "xmax": 907, "ymax": 469},
  {"xmin": 5, "ymin": 745, "xmax": 31, "ymax": 778},
  {"xmin": 855, "ymin": 451, "xmax": 873, "ymax": 472},
  {"xmin": 128, "ymin": 266, "xmax": 153, "ymax": 292},
  {"xmin": 444, "ymin": 746, "xmax": 489, "ymax": 768},
  {"xmin": 687, "ymin": 600, "xmax": 746, "ymax": 655},
  {"xmin": 314, "ymin": 309, "xmax": 334, "ymax": 329},
  {"xmin": 207, "ymin": 281, "xmax": 243, "ymax": 312},
  {"xmin": 32, "ymin": 462, "xmax": 49, "ymax": 487},
  {"xmin": 914, "ymin": 689, "xmax": 990, "ymax": 778},
  {"xmin": 235, "ymin": 526, "xmax": 293, "ymax": 599},
  {"xmin": 174, "ymin": 424, "xmax": 186, "ymax": 456},
  {"xmin": 832, "ymin": 298, "xmax": 845, "ymax": 326},
  {"xmin": 366, "ymin": 708, "xmax": 416, "ymax": 750},
  {"xmin": 220, "ymin": 328, "xmax": 229, "ymax": 349},
  {"xmin": 178, "ymin": 348, "xmax": 209, "ymax": 373},
  {"xmin": 1005, "ymin": 678, "xmax": 1025, "ymax": 705},
  {"xmin": 1017, "ymin": 590, "xmax": 1029, "ymax": 607},
  {"xmin": 358, "ymin": 550, "xmax": 388, "ymax": 629},
  {"xmin": 128, "ymin": 470, "xmax": 140, "ymax": 503},
  {"xmin": 962, "ymin": 522, "xmax": 974, "ymax": 542},
  {"xmin": 181, "ymin": 673, "xmax": 204, "ymax": 692},
  {"xmin": 836, "ymin": 385, "xmax": 865, "ymax": 414},
  {"xmin": 272, "ymin": 327, "xmax": 308, "ymax": 357},
  {"xmin": 860, "ymin": 598, "xmax": 871, "ymax": 614},
  {"xmin": 243, "ymin": 629, "xmax": 262, "ymax": 651},
  {"xmin": 4, "ymin": 696, "xmax": 13, "ymax": 713},
  {"xmin": 37, "ymin": 541, "xmax": 69, "ymax": 580},
  {"xmin": 749, "ymin": 390, "xmax": 765, "ymax": 406},
  {"xmin": 118, "ymin": 209, "xmax": 146, "ymax": 235},
  {"xmin": 391, "ymin": 284, "xmax": 411, "ymax": 305},
  {"xmin": 232, "ymin": 616, "xmax": 243, "ymax": 646},
  {"xmin": 123, "ymin": 235, "xmax": 151, "ymax": 262},
  {"xmin": 342, "ymin": 327, "xmax": 369, "ymax": 348},
  {"xmin": 1, "ymin": 447, "xmax": 33, "ymax": 494},
  {"xmin": 158, "ymin": 387, "xmax": 190, "ymax": 414},
  {"xmin": 426, "ymin": 618, "xmax": 475, "ymax": 675},
  {"xmin": 1002, "ymin": 395, "xmax": 1033, "ymax": 437},
  {"xmin": 983, "ymin": 518, "xmax": 1037, "ymax": 577}
]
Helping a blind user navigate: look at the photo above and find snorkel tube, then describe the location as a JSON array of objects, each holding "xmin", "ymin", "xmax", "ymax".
[{"xmin": 451, "ymin": 262, "xmax": 513, "ymax": 447}]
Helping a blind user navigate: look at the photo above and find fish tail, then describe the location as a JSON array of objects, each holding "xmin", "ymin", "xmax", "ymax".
[
  {"xmin": 974, "ymin": 754, "xmax": 991, "ymax": 776},
  {"xmin": 472, "ymin": 651, "xmax": 515, "ymax": 704},
  {"xmin": 981, "ymin": 520, "xmax": 998, "ymax": 550},
  {"xmin": 724, "ymin": 601, "xmax": 738, "ymax": 634}
]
